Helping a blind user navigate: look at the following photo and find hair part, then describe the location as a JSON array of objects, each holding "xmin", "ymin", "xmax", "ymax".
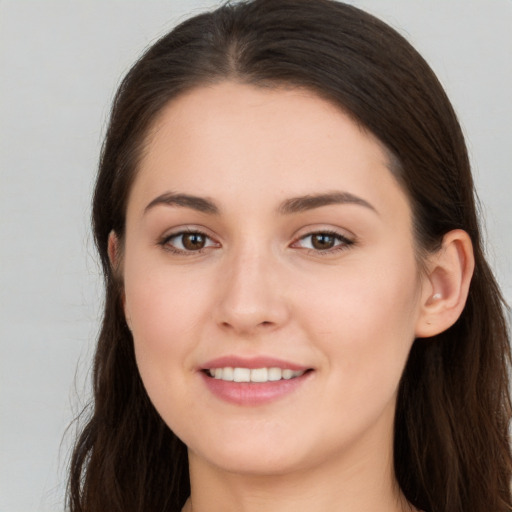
[{"xmin": 68, "ymin": 1, "xmax": 512, "ymax": 511}]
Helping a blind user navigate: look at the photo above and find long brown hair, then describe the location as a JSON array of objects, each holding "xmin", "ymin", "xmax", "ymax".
[{"xmin": 68, "ymin": 1, "xmax": 512, "ymax": 511}]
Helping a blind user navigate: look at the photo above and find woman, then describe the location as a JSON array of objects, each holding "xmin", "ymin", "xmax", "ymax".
[{"xmin": 67, "ymin": 1, "xmax": 512, "ymax": 511}]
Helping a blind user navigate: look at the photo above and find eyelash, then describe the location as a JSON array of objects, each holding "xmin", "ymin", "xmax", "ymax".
[
  {"xmin": 292, "ymin": 230, "xmax": 355, "ymax": 255},
  {"xmin": 158, "ymin": 229, "xmax": 355, "ymax": 256},
  {"xmin": 158, "ymin": 229, "xmax": 218, "ymax": 255}
]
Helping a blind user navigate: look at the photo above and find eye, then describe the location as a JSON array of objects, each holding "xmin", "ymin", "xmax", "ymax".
[
  {"xmin": 160, "ymin": 230, "xmax": 219, "ymax": 253},
  {"xmin": 292, "ymin": 231, "xmax": 354, "ymax": 253}
]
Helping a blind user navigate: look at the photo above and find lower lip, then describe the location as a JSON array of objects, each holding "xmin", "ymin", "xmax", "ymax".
[{"xmin": 200, "ymin": 371, "xmax": 312, "ymax": 406}]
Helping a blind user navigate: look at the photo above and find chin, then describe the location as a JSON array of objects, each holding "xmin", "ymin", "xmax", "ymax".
[
  {"xmin": 187, "ymin": 428, "xmax": 311, "ymax": 476},
  {"xmin": 200, "ymin": 448, "xmax": 306, "ymax": 477}
]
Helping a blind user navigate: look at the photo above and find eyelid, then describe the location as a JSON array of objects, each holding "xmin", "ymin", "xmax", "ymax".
[
  {"xmin": 158, "ymin": 226, "xmax": 221, "ymax": 254},
  {"xmin": 156, "ymin": 224, "xmax": 355, "ymax": 256},
  {"xmin": 290, "ymin": 228, "xmax": 355, "ymax": 254},
  {"xmin": 291, "ymin": 224, "xmax": 355, "ymax": 242}
]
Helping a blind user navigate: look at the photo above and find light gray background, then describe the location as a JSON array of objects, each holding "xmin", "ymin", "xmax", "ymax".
[{"xmin": 1, "ymin": 1, "xmax": 511, "ymax": 510}]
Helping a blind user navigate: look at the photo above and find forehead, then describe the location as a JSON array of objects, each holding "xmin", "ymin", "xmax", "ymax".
[{"xmin": 129, "ymin": 81, "xmax": 410, "ymax": 221}]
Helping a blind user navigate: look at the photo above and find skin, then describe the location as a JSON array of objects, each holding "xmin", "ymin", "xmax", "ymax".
[{"xmin": 114, "ymin": 82, "xmax": 472, "ymax": 512}]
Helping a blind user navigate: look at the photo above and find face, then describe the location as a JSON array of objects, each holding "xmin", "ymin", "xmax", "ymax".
[{"xmin": 120, "ymin": 82, "xmax": 428, "ymax": 476}]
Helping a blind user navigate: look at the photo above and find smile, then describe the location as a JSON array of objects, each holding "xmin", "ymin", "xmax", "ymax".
[
  {"xmin": 200, "ymin": 358, "xmax": 313, "ymax": 405},
  {"xmin": 207, "ymin": 367, "xmax": 307, "ymax": 383}
]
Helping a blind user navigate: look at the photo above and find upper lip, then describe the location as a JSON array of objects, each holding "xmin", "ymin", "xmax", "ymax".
[{"xmin": 200, "ymin": 356, "xmax": 310, "ymax": 371}]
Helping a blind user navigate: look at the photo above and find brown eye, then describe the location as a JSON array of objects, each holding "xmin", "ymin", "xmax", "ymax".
[
  {"xmin": 293, "ymin": 231, "xmax": 353, "ymax": 254},
  {"xmin": 162, "ymin": 230, "xmax": 217, "ymax": 253},
  {"xmin": 181, "ymin": 233, "xmax": 206, "ymax": 250},
  {"xmin": 311, "ymin": 233, "xmax": 337, "ymax": 250}
]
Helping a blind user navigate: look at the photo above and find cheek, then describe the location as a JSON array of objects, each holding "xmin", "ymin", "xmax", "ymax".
[
  {"xmin": 302, "ymin": 250, "xmax": 418, "ymax": 327},
  {"xmin": 125, "ymin": 274, "xmax": 200, "ymax": 359},
  {"xmin": 121, "ymin": 245, "xmax": 207, "ymax": 390},
  {"xmin": 291, "ymin": 253, "xmax": 420, "ymax": 445},
  {"xmin": 123, "ymin": 265, "xmax": 211, "ymax": 436},
  {"xmin": 297, "ymin": 249, "xmax": 420, "ymax": 384}
]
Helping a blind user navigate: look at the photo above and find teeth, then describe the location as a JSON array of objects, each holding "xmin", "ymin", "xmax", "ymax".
[
  {"xmin": 222, "ymin": 367, "xmax": 234, "ymax": 381},
  {"xmin": 208, "ymin": 367, "xmax": 306, "ymax": 383},
  {"xmin": 250, "ymin": 367, "xmax": 268, "ymax": 382},
  {"xmin": 268, "ymin": 367, "xmax": 282, "ymax": 381},
  {"xmin": 233, "ymin": 367, "xmax": 251, "ymax": 382},
  {"xmin": 282, "ymin": 369, "xmax": 293, "ymax": 380}
]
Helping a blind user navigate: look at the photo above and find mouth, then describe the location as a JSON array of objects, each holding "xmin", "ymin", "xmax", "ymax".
[
  {"xmin": 204, "ymin": 367, "xmax": 309, "ymax": 383},
  {"xmin": 199, "ymin": 358, "xmax": 314, "ymax": 405}
]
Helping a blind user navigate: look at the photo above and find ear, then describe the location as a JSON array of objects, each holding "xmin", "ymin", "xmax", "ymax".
[
  {"xmin": 415, "ymin": 229, "xmax": 475, "ymax": 338},
  {"xmin": 107, "ymin": 231, "xmax": 131, "ymax": 329},
  {"xmin": 107, "ymin": 230, "xmax": 121, "ymax": 271}
]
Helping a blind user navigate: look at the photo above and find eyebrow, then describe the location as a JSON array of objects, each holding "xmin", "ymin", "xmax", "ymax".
[
  {"xmin": 278, "ymin": 191, "xmax": 378, "ymax": 215},
  {"xmin": 144, "ymin": 190, "xmax": 377, "ymax": 216},
  {"xmin": 144, "ymin": 192, "xmax": 219, "ymax": 215}
]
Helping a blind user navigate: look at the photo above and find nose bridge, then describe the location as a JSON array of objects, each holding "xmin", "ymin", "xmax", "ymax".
[{"xmin": 214, "ymin": 239, "xmax": 288, "ymax": 332}]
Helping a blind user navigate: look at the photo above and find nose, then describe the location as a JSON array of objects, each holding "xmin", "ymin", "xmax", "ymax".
[{"xmin": 212, "ymin": 245, "xmax": 291, "ymax": 335}]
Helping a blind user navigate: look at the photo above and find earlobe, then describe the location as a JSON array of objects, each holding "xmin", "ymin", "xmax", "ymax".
[{"xmin": 415, "ymin": 229, "xmax": 475, "ymax": 338}]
